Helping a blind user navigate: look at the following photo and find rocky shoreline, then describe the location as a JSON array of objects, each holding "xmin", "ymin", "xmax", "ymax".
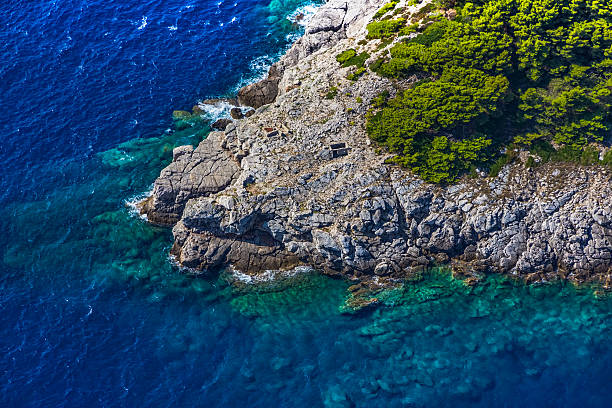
[{"xmin": 139, "ymin": 0, "xmax": 612, "ymax": 288}]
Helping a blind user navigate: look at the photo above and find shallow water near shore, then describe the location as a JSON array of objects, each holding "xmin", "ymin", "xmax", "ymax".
[{"xmin": 2, "ymin": 0, "xmax": 612, "ymax": 407}]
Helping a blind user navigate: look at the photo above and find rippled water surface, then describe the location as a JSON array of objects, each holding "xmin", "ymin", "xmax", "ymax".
[{"xmin": 2, "ymin": 1, "xmax": 612, "ymax": 407}]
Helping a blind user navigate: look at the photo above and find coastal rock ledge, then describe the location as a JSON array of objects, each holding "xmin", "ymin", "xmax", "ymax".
[{"xmin": 140, "ymin": 0, "xmax": 612, "ymax": 286}]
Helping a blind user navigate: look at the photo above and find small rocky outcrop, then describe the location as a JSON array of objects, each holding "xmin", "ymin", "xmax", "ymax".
[
  {"xmin": 141, "ymin": 0, "xmax": 612, "ymax": 286},
  {"xmin": 237, "ymin": 77, "xmax": 280, "ymax": 109},
  {"xmin": 140, "ymin": 131, "xmax": 240, "ymax": 225},
  {"xmin": 230, "ymin": 107, "xmax": 244, "ymax": 120},
  {"xmin": 211, "ymin": 118, "xmax": 232, "ymax": 131}
]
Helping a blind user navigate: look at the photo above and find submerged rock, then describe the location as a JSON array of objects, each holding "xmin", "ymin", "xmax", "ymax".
[{"xmin": 172, "ymin": 110, "xmax": 192, "ymax": 120}]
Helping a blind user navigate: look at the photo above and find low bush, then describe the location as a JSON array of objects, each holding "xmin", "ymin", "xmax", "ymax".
[
  {"xmin": 373, "ymin": 2, "xmax": 398, "ymax": 20},
  {"xmin": 336, "ymin": 49, "xmax": 370, "ymax": 68},
  {"xmin": 366, "ymin": 19, "xmax": 406, "ymax": 39},
  {"xmin": 325, "ymin": 86, "xmax": 339, "ymax": 100},
  {"xmin": 347, "ymin": 67, "xmax": 367, "ymax": 81}
]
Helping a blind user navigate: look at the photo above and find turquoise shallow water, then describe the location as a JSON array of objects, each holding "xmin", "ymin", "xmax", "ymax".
[
  {"xmin": 2, "ymin": 0, "xmax": 612, "ymax": 407},
  {"xmin": 3, "ymin": 119, "xmax": 612, "ymax": 406}
]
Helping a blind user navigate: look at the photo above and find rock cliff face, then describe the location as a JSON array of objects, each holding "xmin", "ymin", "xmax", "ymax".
[{"xmin": 141, "ymin": 0, "xmax": 612, "ymax": 286}]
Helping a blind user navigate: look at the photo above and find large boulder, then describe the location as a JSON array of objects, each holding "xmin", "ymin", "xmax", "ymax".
[
  {"xmin": 237, "ymin": 78, "xmax": 280, "ymax": 109},
  {"xmin": 211, "ymin": 118, "xmax": 232, "ymax": 131},
  {"xmin": 230, "ymin": 107, "xmax": 244, "ymax": 120},
  {"xmin": 171, "ymin": 221, "xmax": 301, "ymax": 273},
  {"xmin": 305, "ymin": 1, "xmax": 348, "ymax": 35}
]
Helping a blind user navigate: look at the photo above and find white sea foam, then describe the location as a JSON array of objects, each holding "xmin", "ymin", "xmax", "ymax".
[
  {"xmin": 195, "ymin": 100, "xmax": 236, "ymax": 122},
  {"xmin": 287, "ymin": 4, "xmax": 319, "ymax": 27},
  {"xmin": 125, "ymin": 187, "xmax": 154, "ymax": 220},
  {"xmin": 137, "ymin": 16, "xmax": 148, "ymax": 30},
  {"xmin": 168, "ymin": 254, "xmax": 205, "ymax": 275},
  {"xmin": 229, "ymin": 266, "xmax": 314, "ymax": 284},
  {"xmin": 285, "ymin": 31, "xmax": 300, "ymax": 43},
  {"xmin": 230, "ymin": 53, "xmax": 281, "ymax": 94},
  {"xmin": 230, "ymin": 2, "xmax": 322, "ymax": 94}
]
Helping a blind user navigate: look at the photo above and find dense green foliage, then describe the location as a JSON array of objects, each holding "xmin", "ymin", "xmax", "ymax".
[
  {"xmin": 336, "ymin": 49, "xmax": 356, "ymax": 65},
  {"xmin": 367, "ymin": 0, "xmax": 612, "ymax": 183},
  {"xmin": 369, "ymin": 67, "xmax": 508, "ymax": 181},
  {"xmin": 347, "ymin": 67, "xmax": 367, "ymax": 81},
  {"xmin": 367, "ymin": 19, "xmax": 406, "ymax": 39},
  {"xmin": 373, "ymin": 1, "xmax": 398, "ymax": 20},
  {"xmin": 336, "ymin": 49, "xmax": 370, "ymax": 68}
]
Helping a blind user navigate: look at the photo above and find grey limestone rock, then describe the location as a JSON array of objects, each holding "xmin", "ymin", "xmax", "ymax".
[
  {"xmin": 140, "ymin": 131, "xmax": 240, "ymax": 225},
  {"xmin": 140, "ymin": 0, "xmax": 612, "ymax": 286},
  {"xmin": 237, "ymin": 78, "xmax": 280, "ymax": 109}
]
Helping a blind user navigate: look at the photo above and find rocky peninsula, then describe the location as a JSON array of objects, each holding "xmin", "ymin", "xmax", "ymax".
[{"xmin": 139, "ymin": 0, "xmax": 612, "ymax": 288}]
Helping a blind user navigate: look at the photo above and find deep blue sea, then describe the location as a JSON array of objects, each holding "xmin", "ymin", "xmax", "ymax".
[{"xmin": 2, "ymin": 1, "xmax": 612, "ymax": 407}]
